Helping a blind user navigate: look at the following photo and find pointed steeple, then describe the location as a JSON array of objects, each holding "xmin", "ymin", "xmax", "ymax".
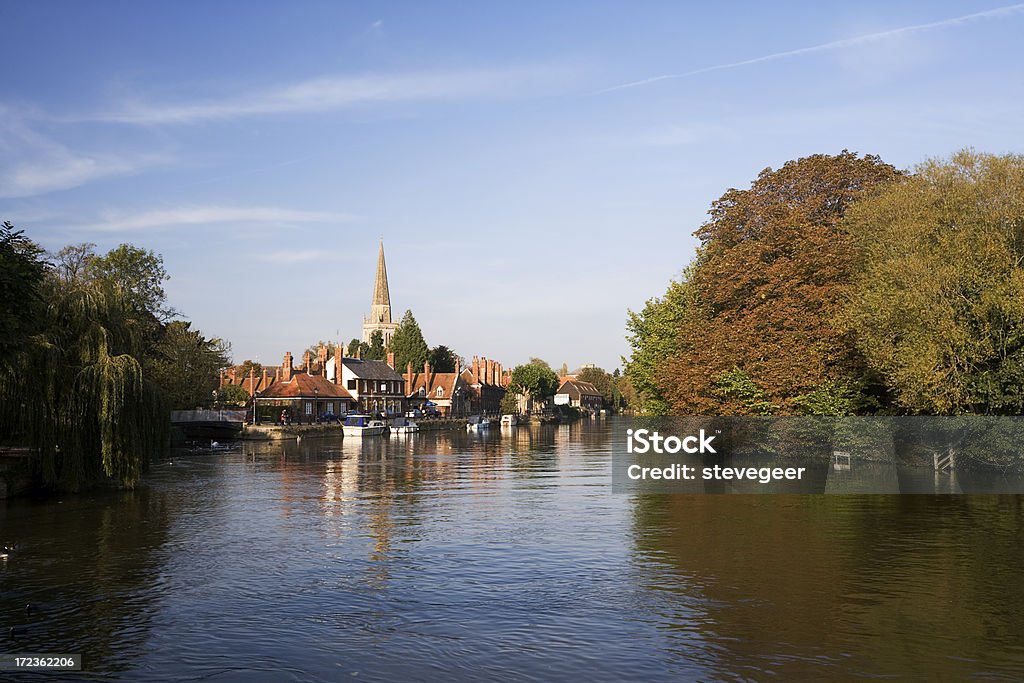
[{"xmin": 370, "ymin": 240, "xmax": 392, "ymax": 324}]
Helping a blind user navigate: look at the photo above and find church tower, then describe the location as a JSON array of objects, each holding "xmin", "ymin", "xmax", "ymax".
[{"xmin": 362, "ymin": 240, "xmax": 400, "ymax": 345}]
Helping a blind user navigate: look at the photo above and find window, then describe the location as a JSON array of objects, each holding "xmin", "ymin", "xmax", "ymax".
[
  {"xmin": 436, "ymin": 387, "xmax": 444, "ymax": 398},
  {"xmin": 380, "ymin": 382, "xmax": 387, "ymax": 392},
  {"xmin": 347, "ymin": 380, "xmax": 356, "ymax": 390},
  {"xmin": 418, "ymin": 388, "xmax": 425, "ymax": 397},
  {"xmin": 305, "ymin": 402, "xmax": 312, "ymax": 415},
  {"xmin": 326, "ymin": 402, "xmax": 334, "ymax": 414}
]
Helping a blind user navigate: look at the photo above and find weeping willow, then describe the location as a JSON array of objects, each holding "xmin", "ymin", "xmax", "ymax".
[{"xmin": 0, "ymin": 281, "xmax": 168, "ymax": 491}]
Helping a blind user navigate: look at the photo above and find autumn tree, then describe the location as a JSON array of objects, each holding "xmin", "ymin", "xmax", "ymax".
[
  {"xmin": 660, "ymin": 151, "xmax": 901, "ymax": 415},
  {"xmin": 844, "ymin": 150, "xmax": 1024, "ymax": 414}
]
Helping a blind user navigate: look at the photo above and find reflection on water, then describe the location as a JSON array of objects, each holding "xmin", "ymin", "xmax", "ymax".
[{"xmin": 2, "ymin": 418, "xmax": 1023, "ymax": 681}]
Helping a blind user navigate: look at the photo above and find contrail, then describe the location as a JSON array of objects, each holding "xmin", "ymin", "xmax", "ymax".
[{"xmin": 594, "ymin": 3, "xmax": 1024, "ymax": 95}]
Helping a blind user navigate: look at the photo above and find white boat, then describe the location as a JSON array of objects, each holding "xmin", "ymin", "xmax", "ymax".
[
  {"xmin": 500, "ymin": 414, "xmax": 518, "ymax": 427},
  {"xmin": 466, "ymin": 415, "xmax": 491, "ymax": 431},
  {"xmin": 390, "ymin": 417, "xmax": 419, "ymax": 434},
  {"xmin": 343, "ymin": 414, "xmax": 388, "ymax": 436}
]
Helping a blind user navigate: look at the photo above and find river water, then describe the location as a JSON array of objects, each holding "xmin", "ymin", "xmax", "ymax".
[{"xmin": 2, "ymin": 417, "xmax": 1024, "ymax": 681}]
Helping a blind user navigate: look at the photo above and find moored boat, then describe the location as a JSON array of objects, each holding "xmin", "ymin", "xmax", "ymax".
[
  {"xmin": 343, "ymin": 414, "xmax": 388, "ymax": 436},
  {"xmin": 466, "ymin": 415, "xmax": 491, "ymax": 431},
  {"xmin": 500, "ymin": 414, "xmax": 518, "ymax": 427},
  {"xmin": 390, "ymin": 416, "xmax": 419, "ymax": 434}
]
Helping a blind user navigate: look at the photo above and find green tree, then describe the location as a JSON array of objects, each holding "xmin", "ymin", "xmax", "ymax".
[
  {"xmin": 429, "ymin": 345, "xmax": 459, "ymax": 372},
  {"xmin": 391, "ymin": 310, "xmax": 429, "ymax": 370},
  {"xmin": 507, "ymin": 363, "xmax": 560, "ymax": 411},
  {"xmin": 366, "ymin": 330, "xmax": 386, "ymax": 360},
  {"xmin": 844, "ymin": 150, "xmax": 1024, "ymax": 414},
  {"xmin": 147, "ymin": 321, "xmax": 231, "ymax": 409},
  {"xmin": 347, "ymin": 338, "xmax": 362, "ymax": 357},
  {"xmin": 624, "ymin": 278, "xmax": 691, "ymax": 414},
  {"xmin": 0, "ymin": 222, "xmax": 49, "ymax": 356},
  {"xmin": 88, "ymin": 243, "xmax": 174, "ymax": 321},
  {"xmin": 216, "ymin": 383, "xmax": 251, "ymax": 407}
]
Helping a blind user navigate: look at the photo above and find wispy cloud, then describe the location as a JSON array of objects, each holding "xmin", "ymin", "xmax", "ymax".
[
  {"xmin": 87, "ymin": 66, "xmax": 573, "ymax": 125},
  {"xmin": 594, "ymin": 3, "xmax": 1024, "ymax": 95},
  {"xmin": 0, "ymin": 108, "xmax": 165, "ymax": 198},
  {"xmin": 82, "ymin": 205, "xmax": 353, "ymax": 232}
]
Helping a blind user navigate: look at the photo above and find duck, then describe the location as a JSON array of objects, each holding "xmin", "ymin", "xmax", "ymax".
[{"xmin": 0, "ymin": 543, "xmax": 15, "ymax": 560}]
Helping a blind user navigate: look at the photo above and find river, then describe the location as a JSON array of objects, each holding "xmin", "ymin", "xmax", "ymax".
[{"xmin": 3, "ymin": 417, "xmax": 1024, "ymax": 681}]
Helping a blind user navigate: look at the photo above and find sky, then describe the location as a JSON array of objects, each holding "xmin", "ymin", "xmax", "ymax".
[{"xmin": 2, "ymin": 1, "xmax": 1023, "ymax": 372}]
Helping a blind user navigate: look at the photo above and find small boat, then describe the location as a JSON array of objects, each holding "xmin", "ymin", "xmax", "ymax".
[
  {"xmin": 500, "ymin": 414, "xmax": 518, "ymax": 427},
  {"xmin": 343, "ymin": 414, "xmax": 388, "ymax": 436},
  {"xmin": 466, "ymin": 415, "xmax": 491, "ymax": 432},
  {"xmin": 390, "ymin": 417, "xmax": 419, "ymax": 434}
]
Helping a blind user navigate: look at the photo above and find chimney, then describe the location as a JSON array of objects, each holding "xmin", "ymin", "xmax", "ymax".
[
  {"xmin": 472, "ymin": 355, "xmax": 479, "ymax": 382},
  {"xmin": 424, "ymin": 360, "xmax": 432, "ymax": 382},
  {"xmin": 261, "ymin": 367, "xmax": 268, "ymax": 389},
  {"xmin": 219, "ymin": 368, "xmax": 225, "ymax": 389},
  {"xmin": 318, "ymin": 345, "xmax": 328, "ymax": 375},
  {"xmin": 486, "ymin": 359, "xmax": 494, "ymax": 385},
  {"xmin": 480, "ymin": 357, "xmax": 487, "ymax": 384},
  {"xmin": 283, "ymin": 352, "xmax": 293, "ymax": 382},
  {"xmin": 248, "ymin": 366, "xmax": 256, "ymax": 397},
  {"xmin": 229, "ymin": 367, "xmax": 237, "ymax": 383},
  {"xmin": 355, "ymin": 345, "xmax": 362, "ymax": 360},
  {"xmin": 455, "ymin": 357, "xmax": 461, "ymax": 376},
  {"xmin": 303, "ymin": 351, "xmax": 312, "ymax": 374},
  {"xmin": 334, "ymin": 344, "xmax": 344, "ymax": 384},
  {"xmin": 406, "ymin": 361, "xmax": 413, "ymax": 387},
  {"xmin": 387, "ymin": 351, "xmax": 395, "ymax": 369}
]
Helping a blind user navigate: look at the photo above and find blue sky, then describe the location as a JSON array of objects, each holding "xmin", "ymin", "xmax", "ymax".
[{"xmin": 3, "ymin": 2, "xmax": 1023, "ymax": 371}]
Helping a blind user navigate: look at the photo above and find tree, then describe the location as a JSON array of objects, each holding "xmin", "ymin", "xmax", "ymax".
[
  {"xmin": 559, "ymin": 362, "xmax": 569, "ymax": 377},
  {"xmin": 216, "ymin": 383, "xmax": 251, "ymax": 407},
  {"xmin": 88, "ymin": 243, "xmax": 174, "ymax": 321},
  {"xmin": 657, "ymin": 151, "xmax": 901, "ymax": 415},
  {"xmin": 0, "ymin": 221, "xmax": 49, "ymax": 357},
  {"xmin": 507, "ymin": 363, "xmax": 560, "ymax": 412},
  {"xmin": 429, "ymin": 345, "xmax": 459, "ymax": 372},
  {"xmin": 147, "ymin": 321, "xmax": 231, "ymax": 409},
  {"xmin": 51, "ymin": 242, "xmax": 95, "ymax": 283},
  {"xmin": 391, "ymin": 310, "xmax": 429, "ymax": 370},
  {"xmin": 236, "ymin": 359, "xmax": 263, "ymax": 380},
  {"xmin": 844, "ymin": 150, "xmax": 1024, "ymax": 414},
  {"xmin": 624, "ymin": 278, "xmax": 691, "ymax": 414},
  {"xmin": 577, "ymin": 366, "xmax": 613, "ymax": 403},
  {"xmin": 528, "ymin": 357, "xmax": 551, "ymax": 370},
  {"xmin": 347, "ymin": 338, "xmax": 362, "ymax": 357},
  {"xmin": 366, "ymin": 330, "xmax": 386, "ymax": 361}
]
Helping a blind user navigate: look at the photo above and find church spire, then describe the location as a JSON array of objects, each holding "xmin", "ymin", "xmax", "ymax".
[{"xmin": 370, "ymin": 239, "xmax": 392, "ymax": 324}]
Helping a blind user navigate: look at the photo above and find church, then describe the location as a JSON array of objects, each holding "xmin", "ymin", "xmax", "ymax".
[{"xmin": 221, "ymin": 241, "xmax": 509, "ymax": 420}]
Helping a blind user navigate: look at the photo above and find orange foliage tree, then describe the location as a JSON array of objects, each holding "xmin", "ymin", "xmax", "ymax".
[{"xmin": 659, "ymin": 151, "xmax": 902, "ymax": 415}]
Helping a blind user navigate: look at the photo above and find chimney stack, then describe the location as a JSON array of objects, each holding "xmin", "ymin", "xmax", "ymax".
[
  {"xmin": 334, "ymin": 344, "xmax": 344, "ymax": 384},
  {"xmin": 219, "ymin": 368, "xmax": 225, "ymax": 388},
  {"xmin": 486, "ymin": 359, "xmax": 494, "ymax": 385},
  {"xmin": 318, "ymin": 345, "xmax": 328, "ymax": 375},
  {"xmin": 455, "ymin": 357, "xmax": 461, "ymax": 376},
  {"xmin": 472, "ymin": 355, "xmax": 479, "ymax": 382},
  {"xmin": 261, "ymin": 367, "xmax": 268, "ymax": 388},
  {"xmin": 406, "ymin": 361, "xmax": 413, "ymax": 387},
  {"xmin": 387, "ymin": 351, "xmax": 395, "ymax": 369},
  {"xmin": 248, "ymin": 366, "xmax": 256, "ymax": 397},
  {"xmin": 283, "ymin": 352, "xmax": 293, "ymax": 382}
]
